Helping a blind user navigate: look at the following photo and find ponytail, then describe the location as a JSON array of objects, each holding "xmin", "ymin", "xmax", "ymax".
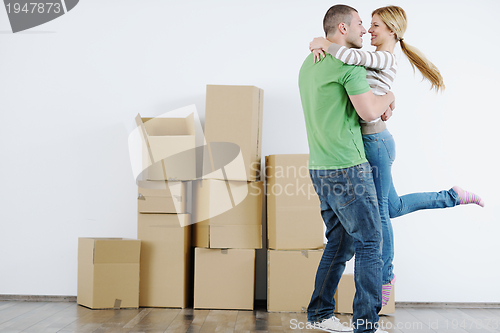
[
  {"xmin": 400, "ymin": 40, "xmax": 445, "ymax": 93},
  {"xmin": 372, "ymin": 5, "xmax": 445, "ymax": 93}
]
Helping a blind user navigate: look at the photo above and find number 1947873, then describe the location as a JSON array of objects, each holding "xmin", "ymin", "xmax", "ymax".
[{"xmin": 6, "ymin": 2, "xmax": 62, "ymax": 14}]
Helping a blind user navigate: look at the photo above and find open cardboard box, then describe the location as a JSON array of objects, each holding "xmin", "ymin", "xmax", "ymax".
[{"xmin": 136, "ymin": 113, "xmax": 196, "ymax": 181}]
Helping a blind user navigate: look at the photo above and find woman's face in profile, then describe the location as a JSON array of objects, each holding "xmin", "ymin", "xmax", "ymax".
[{"xmin": 368, "ymin": 14, "xmax": 394, "ymax": 47}]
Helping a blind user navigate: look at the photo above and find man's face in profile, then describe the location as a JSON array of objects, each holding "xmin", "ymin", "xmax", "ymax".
[{"xmin": 345, "ymin": 11, "xmax": 366, "ymax": 49}]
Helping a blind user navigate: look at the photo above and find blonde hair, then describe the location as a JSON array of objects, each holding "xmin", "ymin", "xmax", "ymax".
[{"xmin": 372, "ymin": 6, "xmax": 445, "ymax": 92}]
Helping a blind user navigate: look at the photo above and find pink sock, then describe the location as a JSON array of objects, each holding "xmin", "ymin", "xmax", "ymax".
[
  {"xmin": 453, "ymin": 186, "xmax": 484, "ymax": 207},
  {"xmin": 382, "ymin": 275, "xmax": 396, "ymax": 307}
]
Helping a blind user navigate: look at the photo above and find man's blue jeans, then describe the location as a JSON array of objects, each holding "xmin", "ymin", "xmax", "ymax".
[
  {"xmin": 307, "ymin": 162, "xmax": 383, "ymax": 333},
  {"xmin": 363, "ymin": 129, "xmax": 460, "ymax": 284}
]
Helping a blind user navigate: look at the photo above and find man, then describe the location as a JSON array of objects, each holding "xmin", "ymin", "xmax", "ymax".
[{"xmin": 298, "ymin": 5, "xmax": 395, "ymax": 333}]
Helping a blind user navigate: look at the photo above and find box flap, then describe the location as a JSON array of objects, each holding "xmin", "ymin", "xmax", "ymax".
[
  {"xmin": 135, "ymin": 113, "xmax": 155, "ymax": 164},
  {"xmin": 93, "ymin": 239, "xmax": 141, "ymax": 264}
]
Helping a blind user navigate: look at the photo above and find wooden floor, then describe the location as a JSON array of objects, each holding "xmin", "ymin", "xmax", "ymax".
[{"xmin": 1, "ymin": 301, "xmax": 500, "ymax": 333}]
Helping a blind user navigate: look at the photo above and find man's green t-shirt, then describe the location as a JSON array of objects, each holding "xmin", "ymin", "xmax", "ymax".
[{"xmin": 299, "ymin": 53, "xmax": 371, "ymax": 169}]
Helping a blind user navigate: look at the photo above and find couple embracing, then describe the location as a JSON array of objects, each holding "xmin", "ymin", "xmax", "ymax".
[{"xmin": 299, "ymin": 4, "xmax": 484, "ymax": 333}]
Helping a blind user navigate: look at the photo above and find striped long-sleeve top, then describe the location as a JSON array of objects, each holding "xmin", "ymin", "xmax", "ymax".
[
  {"xmin": 328, "ymin": 43, "xmax": 397, "ymax": 96},
  {"xmin": 327, "ymin": 43, "xmax": 397, "ymax": 130}
]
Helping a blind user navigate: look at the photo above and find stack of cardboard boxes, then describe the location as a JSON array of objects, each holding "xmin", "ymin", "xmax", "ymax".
[
  {"xmin": 265, "ymin": 154, "xmax": 324, "ymax": 312},
  {"xmin": 135, "ymin": 113, "xmax": 196, "ymax": 308},
  {"xmin": 76, "ymin": 85, "xmax": 397, "ymax": 313},
  {"xmin": 192, "ymin": 85, "xmax": 264, "ymax": 310}
]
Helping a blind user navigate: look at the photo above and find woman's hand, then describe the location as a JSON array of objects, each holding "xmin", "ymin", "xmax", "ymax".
[
  {"xmin": 309, "ymin": 37, "xmax": 331, "ymax": 52},
  {"xmin": 312, "ymin": 49, "xmax": 324, "ymax": 63},
  {"xmin": 309, "ymin": 37, "xmax": 332, "ymax": 63},
  {"xmin": 381, "ymin": 106, "xmax": 393, "ymax": 121}
]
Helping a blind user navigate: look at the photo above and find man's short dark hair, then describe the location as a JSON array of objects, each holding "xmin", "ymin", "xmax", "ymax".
[{"xmin": 323, "ymin": 4, "xmax": 358, "ymax": 37}]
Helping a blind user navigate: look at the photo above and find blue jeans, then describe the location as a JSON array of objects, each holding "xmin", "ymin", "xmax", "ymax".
[
  {"xmin": 308, "ymin": 163, "xmax": 383, "ymax": 333},
  {"xmin": 363, "ymin": 129, "xmax": 460, "ymax": 284}
]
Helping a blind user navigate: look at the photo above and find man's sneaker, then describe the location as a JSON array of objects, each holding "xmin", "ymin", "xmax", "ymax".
[{"xmin": 313, "ymin": 316, "xmax": 353, "ymax": 332}]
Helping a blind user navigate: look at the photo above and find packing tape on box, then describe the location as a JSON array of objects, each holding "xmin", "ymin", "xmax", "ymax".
[
  {"xmin": 301, "ymin": 250, "xmax": 309, "ymax": 258},
  {"xmin": 113, "ymin": 299, "xmax": 122, "ymax": 309}
]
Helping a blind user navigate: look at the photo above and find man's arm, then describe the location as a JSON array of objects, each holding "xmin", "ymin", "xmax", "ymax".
[{"xmin": 349, "ymin": 91, "xmax": 395, "ymax": 122}]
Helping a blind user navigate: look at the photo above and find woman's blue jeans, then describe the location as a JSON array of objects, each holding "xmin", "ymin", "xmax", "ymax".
[
  {"xmin": 307, "ymin": 163, "xmax": 383, "ymax": 333},
  {"xmin": 362, "ymin": 129, "xmax": 460, "ymax": 284}
]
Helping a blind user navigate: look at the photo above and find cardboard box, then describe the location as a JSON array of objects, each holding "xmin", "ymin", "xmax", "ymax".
[
  {"xmin": 267, "ymin": 249, "xmax": 323, "ymax": 312},
  {"xmin": 203, "ymin": 85, "xmax": 264, "ymax": 182},
  {"xmin": 194, "ymin": 247, "xmax": 255, "ymax": 310},
  {"xmin": 266, "ymin": 154, "xmax": 324, "ymax": 250},
  {"xmin": 137, "ymin": 213, "xmax": 191, "ymax": 308},
  {"xmin": 138, "ymin": 180, "xmax": 188, "ymax": 214},
  {"xmin": 77, "ymin": 238, "xmax": 141, "ymax": 309},
  {"xmin": 334, "ymin": 274, "xmax": 395, "ymax": 315},
  {"xmin": 136, "ymin": 113, "xmax": 196, "ymax": 181},
  {"xmin": 193, "ymin": 179, "xmax": 263, "ymax": 249}
]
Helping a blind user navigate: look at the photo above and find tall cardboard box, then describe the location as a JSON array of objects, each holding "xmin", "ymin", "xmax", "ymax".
[
  {"xmin": 203, "ymin": 85, "xmax": 264, "ymax": 182},
  {"xmin": 194, "ymin": 248, "xmax": 255, "ymax": 310},
  {"xmin": 137, "ymin": 213, "xmax": 191, "ymax": 308},
  {"xmin": 334, "ymin": 274, "xmax": 395, "ymax": 315},
  {"xmin": 266, "ymin": 154, "xmax": 324, "ymax": 250},
  {"xmin": 138, "ymin": 180, "xmax": 188, "ymax": 214},
  {"xmin": 77, "ymin": 238, "xmax": 141, "ymax": 309},
  {"xmin": 193, "ymin": 179, "xmax": 263, "ymax": 249},
  {"xmin": 136, "ymin": 113, "xmax": 196, "ymax": 181},
  {"xmin": 267, "ymin": 249, "xmax": 323, "ymax": 312}
]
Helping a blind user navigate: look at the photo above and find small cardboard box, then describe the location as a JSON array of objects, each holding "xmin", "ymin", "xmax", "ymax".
[
  {"xmin": 136, "ymin": 113, "xmax": 196, "ymax": 181},
  {"xmin": 266, "ymin": 154, "xmax": 324, "ymax": 250},
  {"xmin": 193, "ymin": 179, "xmax": 263, "ymax": 249},
  {"xmin": 334, "ymin": 274, "xmax": 395, "ymax": 315},
  {"xmin": 137, "ymin": 213, "xmax": 191, "ymax": 308},
  {"xmin": 267, "ymin": 249, "xmax": 323, "ymax": 312},
  {"xmin": 138, "ymin": 181, "xmax": 187, "ymax": 214},
  {"xmin": 194, "ymin": 247, "xmax": 255, "ymax": 310},
  {"xmin": 77, "ymin": 238, "xmax": 141, "ymax": 309},
  {"xmin": 203, "ymin": 85, "xmax": 264, "ymax": 182}
]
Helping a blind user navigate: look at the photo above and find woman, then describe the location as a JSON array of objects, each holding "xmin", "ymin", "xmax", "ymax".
[{"xmin": 309, "ymin": 5, "xmax": 484, "ymax": 308}]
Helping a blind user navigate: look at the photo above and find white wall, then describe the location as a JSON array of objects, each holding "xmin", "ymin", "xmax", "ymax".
[{"xmin": 1, "ymin": 0, "xmax": 498, "ymax": 303}]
